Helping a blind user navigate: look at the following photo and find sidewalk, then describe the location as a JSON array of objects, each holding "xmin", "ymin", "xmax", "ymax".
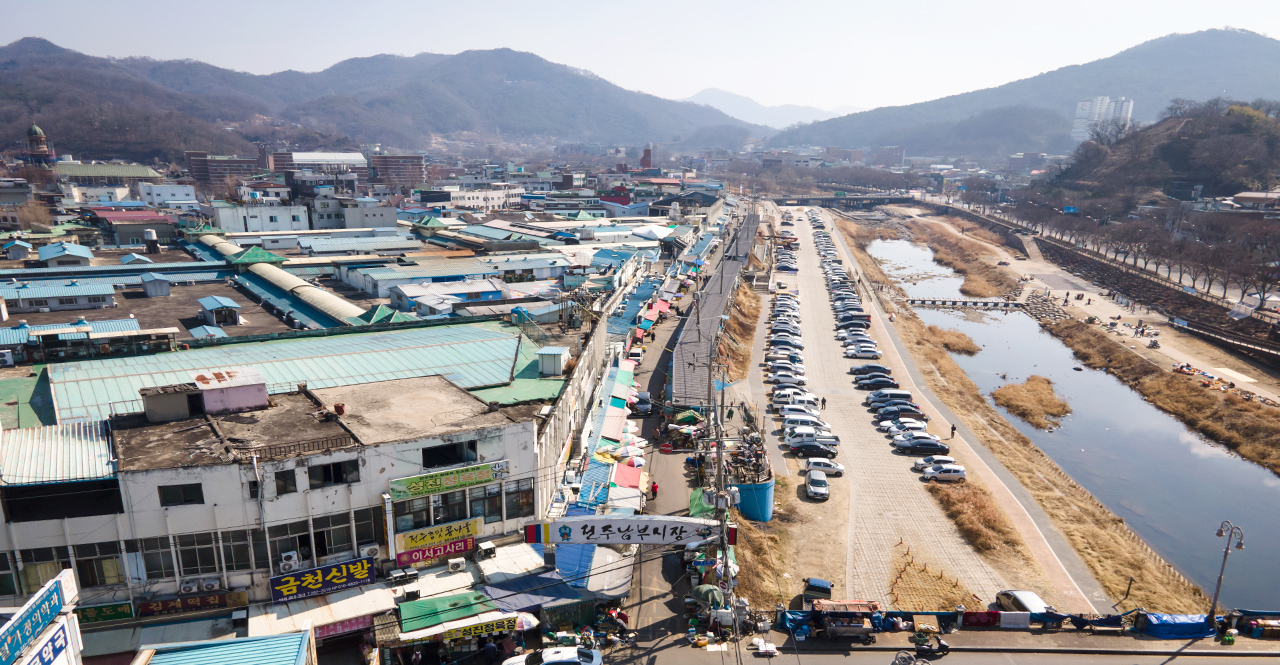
[{"xmin": 780, "ymin": 626, "xmax": 1280, "ymax": 656}]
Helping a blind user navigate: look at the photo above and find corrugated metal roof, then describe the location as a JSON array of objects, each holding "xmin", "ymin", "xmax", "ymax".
[
  {"xmin": 37, "ymin": 243, "xmax": 94, "ymax": 261},
  {"xmin": 49, "ymin": 324, "xmax": 524, "ymax": 422},
  {"xmin": 537, "ymin": 346, "xmax": 569, "ymax": 355},
  {"xmin": 0, "ymin": 260, "xmax": 226, "ymax": 279},
  {"xmin": 188, "ymin": 325, "xmax": 227, "ymax": 339},
  {"xmin": 359, "ymin": 260, "xmax": 500, "ymax": 281},
  {"xmin": 299, "ymin": 237, "xmax": 422, "ymax": 253},
  {"xmin": 480, "ymin": 258, "xmax": 567, "ymax": 271},
  {"xmin": 54, "ymin": 163, "xmax": 162, "ymax": 179},
  {"xmin": 14, "ymin": 271, "xmax": 226, "ymax": 288},
  {"xmin": 197, "ymin": 295, "xmax": 241, "ymax": 310},
  {"xmin": 0, "ymin": 421, "xmax": 114, "ymax": 485},
  {"xmin": 145, "ymin": 632, "xmax": 309, "ymax": 665},
  {"xmin": 0, "ymin": 283, "xmax": 116, "ymax": 300},
  {"xmin": 457, "ymin": 225, "xmax": 514, "ymax": 241},
  {"xmin": 0, "ymin": 318, "xmax": 139, "ymax": 346},
  {"xmin": 120, "ymin": 253, "xmax": 154, "ymax": 264}
]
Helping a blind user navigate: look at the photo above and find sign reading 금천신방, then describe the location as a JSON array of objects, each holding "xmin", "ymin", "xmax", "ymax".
[
  {"xmin": 388, "ymin": 461, "xmax": 510, "ymax": 501},
  {"xmin": 524, "ymin": 515, "xmax": 732, "ymax": 546},
  {"xmin": 270, "ymin": 558, "xmax": 375, "ymax": 604}
]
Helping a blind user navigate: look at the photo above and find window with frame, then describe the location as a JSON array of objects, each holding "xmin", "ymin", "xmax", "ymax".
[
  {"xmin": 88, "ymin": 296, "xmax": 106, "ymax": 304},
  {"xmin": 220, "ymin": 529, "xmax": 265, "ymax": 571},
  {"xmin": 57, "ymin": 298, "xmax": 77, "ymax": 306},
  {"xmin": 308, "ymin": 460, "xmax": 359, "ymax": 489},
  {"xmin": 0, "ymin": 554, "xmax": 15, "ymax": 596},
  {"xmin": 394, "ymin": 497, "xmax": 430, "ymax": 534},
  {"xmin": 126, "ymin": 537, "xmax": 174, "ymax": 580},
  {"xmin": 18, "ymin": 547, "xmax": 69, "ymax": 593},
  {"xmin": 275, "ymin": 469, "xmax": 297, "ymax": 496},
  {"xmin": 73, "ymin": 542, "xmax": 124, "ymax": 588},
  {"xmin": 432, "ymin": 490, "xmax": 467, "ymax": 525},
  {"xmin": 248, "ymin": 480, "xmax": 259, "ymax": 499},
  {"xmin": 422, "ymin": 441, "xmax": 477, "ymax": 470},
  {"xmin": 469, "ymin": 484, "xmax": 502, "ymax": 524},
  {"xmin": 354, "ymin": 507, "xmax": 384, "ymax": 546},
  {"xmin": 268, "ymin": 520, "xmax": 312, "ymax": 565},
  {"xmin": 175, "ymin": 533, "xmax": 218, "ymax": 577},
  {"xmin": 25, "ymin": 299, "xmax": 47, "ymax": 307},
  {"xmin": 504, "ymin": 479, "xmax": 535, "ymax": 520},
  {"xmin": 159, "ymin": 483, "xmax": 204, "ymax": 506},
  {"xmin": 312, "ymin": 513, "xmax": 353, "ymax": 558}
]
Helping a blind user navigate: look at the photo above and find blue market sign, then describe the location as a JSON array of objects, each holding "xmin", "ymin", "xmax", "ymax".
[
  {"xmin": 270, "ymin": 557, "xmax": 375, "ymax": 604},
  {"xmin": 0, "ymin": 581, "xmax": 62, "ymax": 665},
  {"xmin": 20, "ymin": 624, "xmax": 66, "ymax": 665}
]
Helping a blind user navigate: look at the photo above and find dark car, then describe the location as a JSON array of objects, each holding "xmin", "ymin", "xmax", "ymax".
[
  {"xmin": 856, "ymin": 377, "xmax": 900, "ymax": 390},
  {"xmin": 837, "ymin": 321, "xmax": 870, "ymax": 331},
  {"xmin": 878, "ymin": 405, "xmax": 928, "ymax": 420},
  {"xmin": 850, "ymin": 364, "xmax": 891, "ymax": 376},
  {"xmin": 631, "ymin": 392, "xmax": 653, "ymax": 417},
  {"xmin": 872, "ymin": 399, "xmax": 920, "ymax": 411},
  {"xmin": 895, "ymin": 439, "xmax": 951, "ymax": 455},
  {"xmin": 789, "ymin": 442, "xmax": 838, "ymax": 459},
  {"xmin": 856, "ymin": 372, "xmax": 892, "ymax": 383}
]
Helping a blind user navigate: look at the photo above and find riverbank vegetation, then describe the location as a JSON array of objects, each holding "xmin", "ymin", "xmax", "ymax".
[
  {"xmin": 927, "ymin": 483, "xmax": 1020, "ymax": 551},
  {"xmin": 838, "ymin": 218, "xmax": 1208, "ymax": 612},
  {"xmin": 732, "ymin": 507, "xmax": 788, "ymax": 609},
  {"xmin": 928, "ymin": 325, "xmax": 981, "ymax": 355},
  {"xmin": 1049, "ymin": 320, "xmax": 1280, "ymax": 473},
  {"xmin": 903, "ymin": 220, "xmax": 1020, "ymax": 298},
  {"xmin": 992, "ymin": 376, "xmax": 1072, "ymax": 429},
  {"xmin": 723, "ymin": 283, "xmax": 761, "ymax": 380}
]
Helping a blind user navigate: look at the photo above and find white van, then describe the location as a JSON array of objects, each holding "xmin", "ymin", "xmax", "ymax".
[
  {"xmin": 777, "ymin": 404, "xmax": 820, "ymax": 419},
  {"xmin": 627, "ymin": 348, "xmax": 643, "ymax": 363},
  {"xmin": 771, "ymin": 389, "xmax": 817, "ymax": 406},
  {"xmin": 783, "ymin": 415, "xmax": 831, "ymax": 430},
  {"xmin": 784, "ymin": 426, "xmax": 841, "ymax": 446},
  {"xmin": 865, "ymin": 389, "xmax": 912, "ymax": 405}
]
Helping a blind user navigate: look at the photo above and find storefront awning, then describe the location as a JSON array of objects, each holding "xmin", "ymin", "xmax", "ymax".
[
  {"xmin": 611, "ymin": 464, "xmax": 641, "ymax": 489},
  {"xmin": 400, "ymin": 593, "xmax": 496, "ymax": 633},
  {"xmin": 638, "ymin": 319, "xmax": 653, "ymax": 330},
  {"xmin": 479, "ymin": 571, "xmax": 583, "ymax": 613},
  {"xmin": 395, "ymin": 610, "xmax": 538, "ymax": 645},
  {"xmin": 249, "ymin": 583, "xmax": 397, "ymax": 637}
]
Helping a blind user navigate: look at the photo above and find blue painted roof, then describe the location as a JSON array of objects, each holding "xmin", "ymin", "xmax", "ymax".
[
  {"xmin": 145, "ymin": 632, "xmax": 309, "ymax": 665},
  {"xmin": 299, "ymin": 237, "xmax": 422, "ymax": 253},
  {"xmin": 139, "ymin": 272, "xmax": 166, "ymax": 282},
  {"xmin": 0, "ymin": 421, "xmax": 114, "ymax": 486},
  {"xmin": 49, "ymin": 324, "xmax": 525, "ymax": 422},
  {"xmin": 3, "ymin": 241, "xmax": 32, "ymax": 250},
  {"xmin": 0, "ymin": 260, "xmax": 226, "ymax": 279},
  {"xmin": 197, "ymin": 295, "xmax": 241, "ymax": 310},
  {"xmin": 0, "ymin": 318, "xmax": 139, "ymax": 346},
  {"xmin": 120, "ymin": 253, "xmax": 154, "ymax": 264},
  {"xmin": 37, "ymin": 243, "xmax": 94, "ymax": 262},
  {"xmin": 0, "ymin": 283, "xmax": 116, "ymax": 300},
  {"xmin": 188, "ymin": 325, "xmax": 227, "ymax": 339},
  {"xmin": 537, "ymin": 346, "xmax": 569, "ymax": 355}
]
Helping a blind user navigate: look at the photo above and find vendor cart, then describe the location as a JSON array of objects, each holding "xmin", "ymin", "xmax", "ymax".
[{"xmin": 812, "ymin": 599, "xmax": 882, "ymax": 645}]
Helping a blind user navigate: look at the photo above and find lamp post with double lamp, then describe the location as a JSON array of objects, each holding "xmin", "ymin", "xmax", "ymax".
[{"xmin": 1206, "ymin": 520, "xmax": 1245, "ymax": 630}]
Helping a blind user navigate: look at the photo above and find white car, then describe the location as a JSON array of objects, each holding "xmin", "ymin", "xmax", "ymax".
[
  {"xmin": 912, "ymin": 455, "xmax": 956, "ymax": 471},
  {"xmin": 923, "ymin": 464, "xmax": 967, "ymax": 483},
  {"xmin": 767, "ymin": 372, "xmax": 807, "ymax": 385},
  {"xmin": 804, "ymin": 458, "xmax": 845, "ymax": 476},
  {"xmin": 777, "ymin": 404, "xmax": 822, "ymax": 418},
  {"xmin": 845, "ymin": 348, "xmax": 883, "ymax": 359},
  {"xmin": 805, "ymin": 470, "xmax": 830, "ymax": 501},
  {"xmin": 503, "ymin": 648, "xmax": 602, "ymax": 665},
  {"xmin": 894, "ymin": 432, "xmax": 942, "ymax": 445},
  {"xmin": 882, "ymin": 419, "xmax": 928, "ymax": 433}
]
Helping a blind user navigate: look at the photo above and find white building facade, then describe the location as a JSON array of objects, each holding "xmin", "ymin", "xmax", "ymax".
[
  {"xmin": 1070, "ymin": 96, "xmax": 1134, "ymax": 143},
  {"xmin": 139, "ymin": 183, "xmax": 197, "ymax": 208},
  {"xmin": 206, "ymin": 201, "xmax": 310, "ymax": 233}
]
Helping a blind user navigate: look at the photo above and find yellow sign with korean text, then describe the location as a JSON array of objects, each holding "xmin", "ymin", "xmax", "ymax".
[
  {"xmin": 396, "ymin": 518, "xmax": 482, "ymax": 554},
  {"xmin": 441, "ymin": 616, "xmax": 517, "ymax": 641}
]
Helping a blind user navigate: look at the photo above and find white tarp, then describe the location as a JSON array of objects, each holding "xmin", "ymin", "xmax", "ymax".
[{"xmin": 632, "ymin": 225, "xmax": 673, "ymax": 241}]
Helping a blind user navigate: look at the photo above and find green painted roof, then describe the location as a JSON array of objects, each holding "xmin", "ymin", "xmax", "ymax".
[
  {"xmin": 346, "ymin": 305, "xmax": 419, "ymax": 325},
  {"xmin": 229, "ymin": 246, "xmax": 286, "ymax": 264},
  {"xmin": 469, "ymin": 324, "xmax": 565, "ymax": 405},
  {"xmin": 400, "ymin": 592, "xmax": 496, "ymax": 633}
]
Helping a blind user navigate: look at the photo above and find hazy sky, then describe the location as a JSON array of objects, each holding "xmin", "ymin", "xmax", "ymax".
[{"xmin": 5, "ymin": 0, "xmax": 1280, "ymax": 110}]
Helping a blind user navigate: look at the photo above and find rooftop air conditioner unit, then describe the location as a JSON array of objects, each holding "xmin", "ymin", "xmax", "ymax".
[
  {"xmin": 179, "ymin": 581, "xmax": 199, "ymax": 594},
  {"xmin": 201, "ymin": 579, "xmax": 221, "ymax": 592},
  {"xmin": 447, "ymin": 558, "xmax": 466, "ymax": 573},
  {"xmin": 476, "ymin": 541, "xmax": 497, "ymax": 561}
]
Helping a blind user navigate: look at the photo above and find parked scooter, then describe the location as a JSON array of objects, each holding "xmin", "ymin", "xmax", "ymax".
[
  {"xmin": 914, "ymin": 635, "xmax": 950, "ymax": 659},
  {"xmin": 1148, "ymin": 339, "xmax": 1161, "ymax": 349}
]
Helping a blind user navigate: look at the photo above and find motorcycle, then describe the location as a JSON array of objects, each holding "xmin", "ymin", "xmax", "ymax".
[
  {"xmin": 914, "ymin": 635, "xmax": 950, "ymax": 659},
  {"xmin": 1147, "ymin": 339, "xmax": 1161, "ymax": 349}
]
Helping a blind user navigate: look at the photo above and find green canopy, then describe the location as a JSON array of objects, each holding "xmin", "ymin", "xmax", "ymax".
[
  {"xmin": 399, "ymin": 592, "xmax": 497, "ymax": 633},
  {"xmin": 346, "ymin": 304, "xmax": 419, "ymax": 325},
  {"xmin": 674, "ymin": 410, "xmax": 704, "ymax": 424},
  {"xmin": 228, "ymin": 246, "xmax": 286, "ymax": 264},
  {"xmin": 689, "ymin": 488, "xmax": 715, "ymax": 518},
  {"xmin": 692, "ymin": 584, "xmax": 725, "ymax": 608}
]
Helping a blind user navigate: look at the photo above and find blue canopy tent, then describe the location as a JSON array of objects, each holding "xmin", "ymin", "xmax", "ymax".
[
  {"xmin": 1141, "ymin": 614, "xmax": 1217, "ymax": 639},
  {"xmin": 479, "ymin": 571, "xmax": 582, "ymax": 613}
]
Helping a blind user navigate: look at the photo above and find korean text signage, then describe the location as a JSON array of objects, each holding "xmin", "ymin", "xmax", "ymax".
[
  {"xmin": 315, "ymin": 614, "xmax": 375, "ymax": 640},
  {"xmin": 528, "ymin": 516, "xmax": 727, "ymax": 546},
  {"xmin": 441, "ymin": 616, "xmax": 517, "ymax": 641},
  {"xmin": 389, "ymin": 461, "xmax": 510, "ymax": 501},
  {"xmin": 19, "ymin": 624, "xmax": 66, "ymax": 665},
  {"xmin": 73, "ymin": 602, "xmax": 133, "ymax": 625},
  {"xmin": 136, "ymin": 591, "xmax": 246, "ymax": 617},
  {"xmin": 397, "ymin": 537, "xmax": 474, "ymax": 567},
  {"xmin": 395, "ymin": 518, "xmax": 481, "ymax": 561},
  {"xmin": 271, "ymin": 557, "xmax": 374, "ymax": 604},
  {"xmin": 0, "ymin": 580, "xmax": 62, "ymax": 665}
]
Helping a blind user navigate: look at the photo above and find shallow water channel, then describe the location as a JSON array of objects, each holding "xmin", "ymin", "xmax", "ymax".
[{"xmin": 869, "ymin": 238, "xmax": 1280, "ymax": 610}]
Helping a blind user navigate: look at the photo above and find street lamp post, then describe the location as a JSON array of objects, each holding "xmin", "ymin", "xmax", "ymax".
[{"xmin": 1207, "ymin": 520, "xmax": 1245, "ymax": 629}]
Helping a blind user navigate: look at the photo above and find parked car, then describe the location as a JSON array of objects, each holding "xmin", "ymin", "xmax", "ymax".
[
  {"xmin": 894, "ymin": 439, "xmax": 951, "ymax": 455},
  {"xmin": 877, "ymin": 405, "xmax": 928, "ymax": 421},
  {"xmin": 995, "ymin": 590, "xmax": 1054, "ymax": 614},
  {"xmin": 847, "ymin": 349, "xmax": 884, "ymax": 360},
  {"xmin": 850, "ymin": 364, "xmax": 892, "ymax": 376},
  {"xmin": 922, "ymin": 464, "xmax": 967, "ymax": 483},
  {"xmin": 878, "ymin": 418, "xmax": 926, "ymax": 433},
  {"xmin": 912, "ymin": 455, "xmax": 956, "ymax": 471},
  {"xmin": 804, "ymin": 458, "xmax": 845, "ymax": 476},
  {"xmin": 790, "ymin": 442, "xmax": 838, "ymax": 459},
  {"xmin": 855, "ymin": 376, "xmax": 897, "ymax": 389},
  {"xmin": 767, "ymin": 372, "xmax": 807, "ymax": 385},
  {"xmin": 630, "ymin": 391, "xmax": 653, "ymax": 417},
  {"xmin": 805, "ymin": 470, "xmax": 831, "ymax": 501},
  {"xmin": 895, "ymin": 432, "xmax": 942, "ymax": 445},
  {"xmin": 502, "ymin": 648, "xmax": 602, "ymax": 665}
]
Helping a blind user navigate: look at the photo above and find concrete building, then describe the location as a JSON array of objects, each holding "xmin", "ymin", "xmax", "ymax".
[
  {"xmin": 66, "ymin": 185, "xmax": 130, "ymax": 203},
  {"xmin": 388, "ymin": 278, "xmax": 508, "ymax": 313},
  {"xmin": 271, "ymin": 152, "xmax": 369, "ymax": 188},
  {"xmin": 36, "ymin": 242, "xmax": 94, "ymax": 267},
  {"xmin": 447, "ymin": 186, "xmax": 525, "ymax": 212},
  {"xmin": 0, "ymin": 178, "xmax": 34, "ymax": 204},
  {"xmin": 0, "ymin": 282, "xmax": 116, "ymax": 311},
  {"xmin": 139, "ymin": 183, "xmax": 197, "ymax": 208},
  {"xmin": 53, "ymin": 163, "xmax": 162, "ymax": 187},
  {"xmin": 185, "ymin": 152, "xmax": 260, "ymax": 186},
  {"xmin": 90, "ymin": 210, "xmax": 177, "ymax": 245},
  {"xmin": 368, "ymin": 154, "xmax": 427, "ymax": 188},
  {"xmin": 1071, "ymin": 96, "xmax": 1134, "ymax": 143},
  {"xmin": 343, "ymin": 198, "xmax": 397, "ymax": 228},
  {"xmin": 205, "ymin": 201, "xmax": 310, "ymax": 233}
]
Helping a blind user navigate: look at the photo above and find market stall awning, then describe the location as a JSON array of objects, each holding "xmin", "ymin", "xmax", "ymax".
[
  {"xmin": 643, "ymin": 307, "xmax": 660, "ymax": 321},
  {"xmin": 611, "ymin": 463, "xmax": 642, "ymax": 489},
  {"xmin": 396, "ymin": 610, "xmax": 538, "ymax": 645},
  {"xmin": 638, "ymin": 319, "xmax": 653, "ymax": 330},
  {"xmin": 654, "ymin": 300, "xmax": 670, "ymax": 313},
  {"xmin": 479, "ymin": 571, "xmax": 583, "ymax": 613},
  {"xmin": 399, "ymin": 592, "xmax": 496, "ymax": 633},
  {"xmin": 249, "ymin": 583, "xmax": 396, "ymax": 637}
]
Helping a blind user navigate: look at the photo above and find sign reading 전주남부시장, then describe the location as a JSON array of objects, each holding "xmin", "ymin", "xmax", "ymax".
[
  {"xmin": 0, "ymin": 580, "xmax": 62, "ymax": 665},
  {"xmin": 525, "ymin": 515, "xmax": 728, "ymax": 546},
  {"xmin": 388, "ymin": 460, "xmax": 510, "ymax": 501},
  {"xmin": 73, "ymin": 602, "xmax": 134, "ymax": 624},
  {"xmin": 270, "ymin": 557, "xmax": 375, "ymax": 604}
]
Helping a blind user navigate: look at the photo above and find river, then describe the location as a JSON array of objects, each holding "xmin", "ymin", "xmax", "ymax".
[{"xmin": 869, "ymin": 238, "xmax": 1280, "ymax": 611}]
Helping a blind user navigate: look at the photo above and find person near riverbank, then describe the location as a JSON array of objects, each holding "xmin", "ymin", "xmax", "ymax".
[
  {"xmin": 950, "ymin": 424, "xmax": 957, "ymax": 439},
  {"xmin": 821, "ymin": 397, "xmax": 827, "ymax": 409}
]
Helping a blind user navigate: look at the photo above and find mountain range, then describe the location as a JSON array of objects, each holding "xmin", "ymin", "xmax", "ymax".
[
  {"xmin": 0, "ymin": 38, "xmax": 767, "ymax": 162},
  {"xmin": 769, "ymin": 29, "xmax": 1280, "ymax": 157},
  {"xmin": 684, "ymin": 88, "xmax": 862, "ymax": 128}
]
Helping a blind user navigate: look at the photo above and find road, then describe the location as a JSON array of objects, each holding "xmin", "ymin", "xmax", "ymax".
[{"xmin": 614, "ymin": 644, "xmax": 1266, "ymax": 664}]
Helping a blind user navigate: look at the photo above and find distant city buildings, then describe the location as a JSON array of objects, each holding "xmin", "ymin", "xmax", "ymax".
[{"xmin": 1071, "ymin": 96, "xmax": 1134, "ymax": 143}]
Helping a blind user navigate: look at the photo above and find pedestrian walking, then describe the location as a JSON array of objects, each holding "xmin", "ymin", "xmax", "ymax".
[
  {"xmin": 950, "ymin": 424, "xmax": 957, "ymax": 439},
  {"xmin": 650, "ymin": 481, "xmax": 659, "ymax": 500},
  {"xmin": 820, "ymin": 397, "xmax": 827, "ymax": 410}
]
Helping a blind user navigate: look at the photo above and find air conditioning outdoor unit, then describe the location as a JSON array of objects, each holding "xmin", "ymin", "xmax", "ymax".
[
  {"xmin": 179, "ymin": 581, "xmax": 199, "ymax": 594},
  {"xmin": 447, "ymin": 558, "xmax": 466, "ymax": 573},
  {"xmin": 359, "ymin": 545, "xmax": 381, "ymax": 559},
  {"xmin": 475, "ymin": 541, "xmax": 497, "ymax": 561},
  {"xmin": 201, "ymin": 579, "xmax": 221, "ymax": 592},
  {"xmin": 279, "ymin": 560, "xmax": 300, "ymax": 573},
  {"xmin": 281, "ymin": 551, "xmax": 300, "ymax": 564}
]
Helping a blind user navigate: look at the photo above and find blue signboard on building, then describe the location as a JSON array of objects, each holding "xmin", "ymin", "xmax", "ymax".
[
  {"xmin": 0, "ymin": 581, "xmax": 62, "ymax": 665},
  {"xmin": 1064, "ymin": 206, "xmax": 1080, "ymax": 214},
  {"xmin": 19, "ymin": 624, "xmax": 66, "ymax": 665},
  {"xmin": 270, "ymin": 557, "xmax": 375, "ymax": 604}
]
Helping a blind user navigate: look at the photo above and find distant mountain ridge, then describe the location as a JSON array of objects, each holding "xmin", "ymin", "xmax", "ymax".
[
  {"xmin": 684, "ymin": 88, "xmax": 861, "ymax": 128},
  {"xmin": 769, "ymin": 29, "xmax": 1280, "ymax": 156},
  {"xmin": 0, "ymin": 38, "xmax": 768, "ymax": 161}
]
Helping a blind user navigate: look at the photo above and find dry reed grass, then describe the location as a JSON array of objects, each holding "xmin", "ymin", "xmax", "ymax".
[
  {"xmin": 723, "ymin": 283, "xmax": 762, "ymax": 381},
  {"xmin": 926, "ymin": 483, "xmax": 1022, "ymax": 552},
  {"xmin": 905, "ymin": 220, "xmax": 1019, "ymax": 298},
  {"xmin": 1050, "ymin": 320, "xmax": 1280, "ymax": 474},
  {"xmin": 927, "ymin": 325, "xmax": 981, "ymax": 355},
  {"xmin": 991, "ymin": 375, "xmax": 1071, "ymax": 429},
  {"xmin": 731, "ymin": 509, "xmax": 789, "ymax": 609},
  {"xmin": 889, "ymin": 543, "xmax": 979, "ymax": 611}
]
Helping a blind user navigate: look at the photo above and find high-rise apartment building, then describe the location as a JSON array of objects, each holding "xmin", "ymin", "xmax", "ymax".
[{"xmin": 1071, "ymin": 96, "xmax": 1134, "ymax": 143}]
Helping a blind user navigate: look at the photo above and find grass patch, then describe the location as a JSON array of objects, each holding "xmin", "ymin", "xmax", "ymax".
[
  {"xmin": 731, "ymin": 509, "xmax": 788, "ymax": 609},
  {"xmin": 1049, "ymin": 320, "xmax": 1280, "ymax": 474},
  {"xmin": 926, "ymin": 483, "xmax": 1021, "ymax": 552},
  {"xmin": 723, "ymin": 283, "xmax": 762, "ymax": 381},
  {"xmin": 904, "ymin": 220, "xmax": 1019, "ymax": 298},
  {"xmin": 928, "ymin": 325, "xmax": 981, "ymax": 355},
  {"xmin": 889, "ymin": 543, "xmax": 979, "ymax": 611},
  {"xmin": 992, "ymin": 375, "xmax": 1071, "ymax": 429}
]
